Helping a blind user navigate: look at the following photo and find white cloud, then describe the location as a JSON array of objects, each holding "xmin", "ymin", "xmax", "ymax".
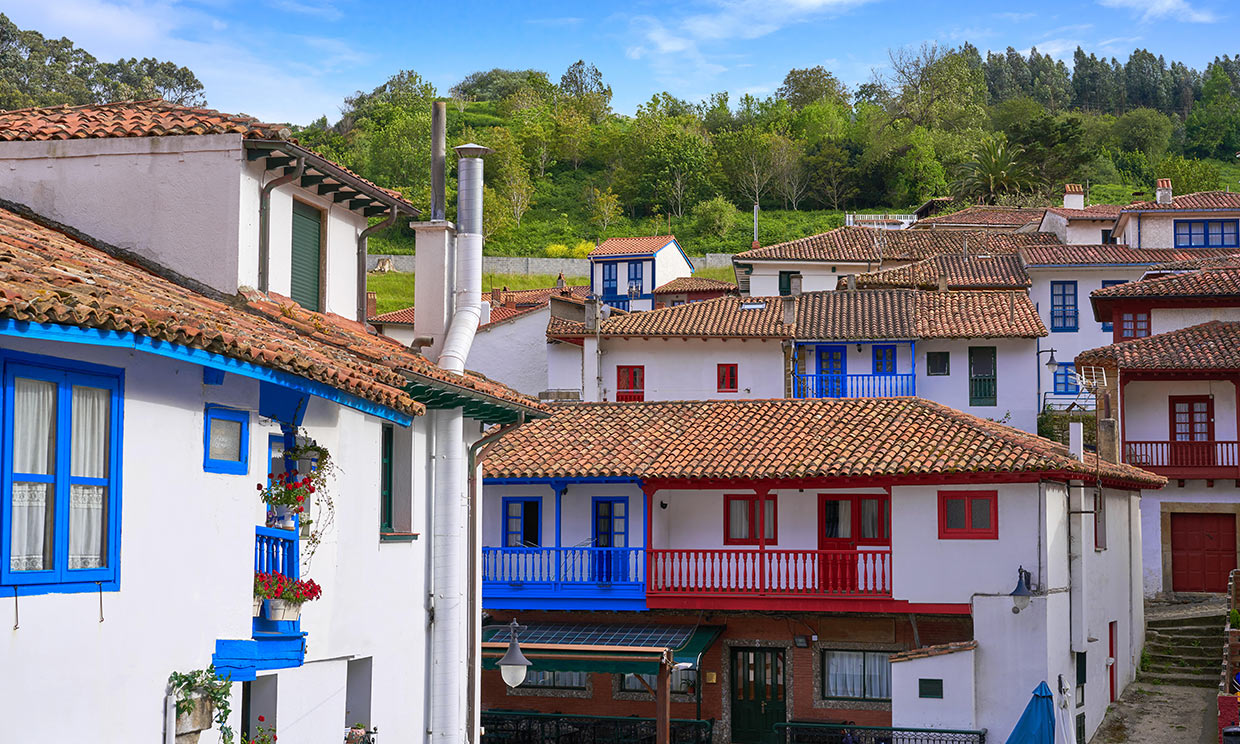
[
  {"xmin": 525, "ymin": 17, "xmax": 584, "ymax": 27},
  {"xmin": 1097, "ymin": 0, "xmax": 1217, "ymax": 23},
  {"xmin": 267, "ymin": 0, "xmax": 343, "ymax": 21}
]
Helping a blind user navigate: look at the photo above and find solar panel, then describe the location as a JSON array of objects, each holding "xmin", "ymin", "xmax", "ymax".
[{"xmin": 515, "ymin": 623, "xmax": 694, "ymax": 649}]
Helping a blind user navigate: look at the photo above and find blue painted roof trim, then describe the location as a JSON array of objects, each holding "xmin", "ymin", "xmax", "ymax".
[
  {"xmin": 590, "ymin": 239, "xmax": 695, "ymax": 272},
  {"xmin": 1025, "ymin": 263, "xmax": 1162, "ymax": 268},
  {"xmin": 484, "ymin": 476, "xmax": 642, "ymax": 486},
  {"xmin": 0, "ymin": 319, "xmax": 414, "ymax": 426},
  {"xmin": 1121, "ymin": 207, "xmax": 1240, "ymax": 214}
]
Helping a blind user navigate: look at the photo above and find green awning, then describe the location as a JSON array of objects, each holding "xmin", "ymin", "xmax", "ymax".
[{"xmin": 482, "ymin": 622, "xmax": 724, "ymax": 675}]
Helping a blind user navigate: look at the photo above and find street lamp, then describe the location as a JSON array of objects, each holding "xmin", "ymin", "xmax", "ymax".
[
  {"xmin": 1038, "ymin": 348, "xmax": 1059, "ymax": 374},
  {"xmin": 498, "ymin": 619, "xmax": 531, "ymax": 688},
  {"xmin": 1010, "ymin": 566, "xmax": 1032, "ymax": 614}
]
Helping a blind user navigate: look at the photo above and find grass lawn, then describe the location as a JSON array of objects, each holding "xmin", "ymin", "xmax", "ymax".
[
  {"xmin": 367, "ymin": 272, "xmax": 589, "ymax": 315},
  {"xmin": 693, "ymin": 266, "xmax": 738, "ymax": 282}
]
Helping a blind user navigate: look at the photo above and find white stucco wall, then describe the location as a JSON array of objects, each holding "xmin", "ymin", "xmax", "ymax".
[
  {"xmin": 1150, "ymin": 306, "xmax": 1240, "ymax": 333},
  {"xmin": 1039, "ymin": 213, "xmax": 1068, "ymax": 243},
  {"xmin": 890, "ymin": 648, "xmax": 976, "ymax": 729},
  {"xmin": 374, "ymin": 323, "xmax": 418, "ymax": 347},
  {"xmin": 0, "ymin": 334, "xmax": 442, "ymax": 743},
  {"xmin": 917, "ymin": 338, "xmax": 1039, "ymax": 432},
  {"xmin": 1138, "ymin": 482, "xmax": 1234, "ymax": 596},
  {"xmin": 599, "ymin": 337, "xmax": 785, "ymax": 401},
  {"xmin": 1065, "ymin": 220, "xmax": 1113, "ymax": 245},
  {"xmin": 1116, "ymin": 211, "xmax": 1240, "ymax": 249},
  {"xmin": 1122, "ymin": 379, "xmax": 1238, "ymax": 442},
  {"xmin": 467, "ymin": 308, "xmax": 553, "ymax": 396},
  {"xmin": 744, "ymin": 260, "xmax": 871, "ymax": 295},
  {"xmin": 546, "ymin": 340, "xmax": 585, "ymax": 396}
]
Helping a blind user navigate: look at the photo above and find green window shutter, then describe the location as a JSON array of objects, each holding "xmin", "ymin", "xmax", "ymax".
[{"xmin": 290, "ymin": 201, "xmax": 322, "ymax": 312}]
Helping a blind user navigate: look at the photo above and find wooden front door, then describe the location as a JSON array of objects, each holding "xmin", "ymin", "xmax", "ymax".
[
  {"xmin": 731, "ymin": 648, "xmax": 786, "ymax": 744},
  {"xmin": 592, "ymin": 498, "xmax": 628, "ymax": 582},
  {"xmin": 816, "ymin": 346, "xmax": 846, "ymax": 398},
  {"xmin": 1170, "ymin": 512, "xmax": 1236, "ymax": 592},
  {"xmin": 1169, "ymin": 396, "xmax": 1215, "ymax": 466}
]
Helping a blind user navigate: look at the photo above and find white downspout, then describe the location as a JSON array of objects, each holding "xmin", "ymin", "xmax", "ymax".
[{"xmin": 438, "ymin": 144, "xmax": 492, "ymax": 374}]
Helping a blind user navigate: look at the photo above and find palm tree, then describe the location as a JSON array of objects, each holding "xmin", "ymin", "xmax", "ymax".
[{"xmin": 952, "ymin": 137, "xmax": 1039, "ymax": 204}]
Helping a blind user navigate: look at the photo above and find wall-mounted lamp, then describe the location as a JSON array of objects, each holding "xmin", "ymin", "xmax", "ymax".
[
  {"xmin": 1010, "ymin": 566, "xmax": 1032, "ymax": 614},
  {"xmin": 498, "ymin": 618, "xmax": 531, "ymax": 688},
  {"xmin": 1038, "ymin": 348, "xmax": 1059, "ymax": 373}
]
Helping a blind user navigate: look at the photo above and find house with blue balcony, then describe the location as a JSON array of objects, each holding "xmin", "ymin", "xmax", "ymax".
[
  {"xmin": 0, "ymin": 100, "xmax": 544, "ymax": 744},
  {"xmin": 588, "ymin": 235, "xmax": 693, "ymax": 312}
]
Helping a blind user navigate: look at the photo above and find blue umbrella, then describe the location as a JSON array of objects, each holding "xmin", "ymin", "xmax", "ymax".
[{"xmin": 1005, "ymin": 681, "xmax": 1056, "ymax": 744}]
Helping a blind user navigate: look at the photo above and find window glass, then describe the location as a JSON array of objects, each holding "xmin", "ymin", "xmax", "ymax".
[
  {"xmin": 208, "ymin": 417, "xmax": 243, "ymax": 462},
  {"xmin": 1054, "ymin": 363, "xmax": 1079, "ymax": 395},
  {"xmin": 69, "ymin": 385, "xmax": 109, "ymax": 570},
  {"xmin": 822, "ymin": 499, "xmax": 851, "ymax": 539},
  {"xmin": 970, "ymin": 497, "xmax": 992, "ymax": 530},
  {"xmin": 763, "ymin": 498, "xmax": 775, "ymax": 540},
  {"xmin": 926, "ymin": 351, "xmax": 949, "ymax": 376},
  {"xmin": 11, "ymin": 377, "xmax": 56, "ymax": 573},
  {"xmin": 822, "ymin": 650, "xmax": 890, "ymax": 699},
  {"xmin": 944, "ymin": 498, "xmax": 967, "ymax": 530},
  {"xmin": 728, "ymin": 498, "xmax": 749, "ymax": 540},
  {"xmin": 527, "ymin": 671, "xmax": 587, "ymax": 689},
  {"xmin": 622, "ymin": 669, "xmax": 697, "ymax": 694},
  {"xmin": 860, "ymin": 498, "xmax": 881, "ymax": 539},
  {"xmin": 919, "ymin": 678, "xmax": 944, "ymax": 699}
]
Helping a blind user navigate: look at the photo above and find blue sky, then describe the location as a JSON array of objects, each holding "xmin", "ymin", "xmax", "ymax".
[{"xmin": 2, "ymin": 0, "xmax": 1234, "ymax": 125}]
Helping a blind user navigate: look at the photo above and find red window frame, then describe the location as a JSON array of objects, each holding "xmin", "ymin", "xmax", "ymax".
[
  {"xmin": 1117, "ymin": 311, "xmax": 1149, "ymax": 340},
  {"xmin": 717, "ymin": 363, "xmax": 739, "ymax": 393},
  {"xmin": 616, "ymin": 365, "xmax": 645, "ymax": 402},
  {"xmin": 937, "ymin": 490, "xmax": 998, "ymax": 540},
  {"xmin": 723, "ymin": 493, "xmax": 777, "ymax": 545},
  {"xmin": 1168, "ymin": 395, "xmax": 1214, "ymax": 442}
]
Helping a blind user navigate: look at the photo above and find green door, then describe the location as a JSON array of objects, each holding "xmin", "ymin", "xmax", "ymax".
[
  {"xmin": 731, "ymin": 648, "xmax": 786, "ymax": 744},
  {"xmin": 290, "ymin": 201, "xmax": 322, "ymax": 311}
]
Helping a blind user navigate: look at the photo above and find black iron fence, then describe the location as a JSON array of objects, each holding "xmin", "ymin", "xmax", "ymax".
[
  {"xmin": 775, "ymin": 723, "xmax": 986, "ymax": 744},
  {"xmin": 481, "ymin": 710, "xmax": 714, "ymax": 744}
]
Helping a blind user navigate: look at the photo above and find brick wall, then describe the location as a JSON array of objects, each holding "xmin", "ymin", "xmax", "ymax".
[{"xmin": 483, "ymin": 609, "xmax": 972, "ymax": 743}]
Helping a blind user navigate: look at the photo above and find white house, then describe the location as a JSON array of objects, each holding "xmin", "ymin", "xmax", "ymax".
[
  {"xmin": 0, "ymin": 100, "xmax": 545, "ymax": 744},
  {"xmin": 1079, "ymin": 264, "xmax": 1240, "ymax": 597},
  {"xmin": 478, "ymin": 397, "xmax": 1161, "ymax": 744},
  {"xmin": 1036, "ymin": 184, "xmax": 1123, "ymax": 246},
  {"xmin": 588, "ymin": 236, "xmax": 693, "ymax": 312},
  {"xmin": 908, "ymin": 205, "xmax": 1046, "ymax": 232},
  {"xmin": 1112, "ymin": 180, "xmax": 1240, "ymax": 251}
]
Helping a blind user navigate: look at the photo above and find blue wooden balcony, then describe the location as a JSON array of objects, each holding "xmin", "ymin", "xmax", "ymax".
[
  {"xmin": 791, "ymin": 373, "xmax": 915, "ymax": 398},
  {"xmin": 482, "ymin": 546, "xmax": 647, "ymax": 611},
  {"xmin": 212, "ymin": 526, "xmax": 306, "ymax": 681}
]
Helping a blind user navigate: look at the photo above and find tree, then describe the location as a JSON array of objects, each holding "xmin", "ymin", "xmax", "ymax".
[
  {"xmin": 97, "ymin": 57, "xmax": 204, "ymax": 105},
  {"xmin": 449, "ymin": 68, "xmax": 549, "ymax": 101},
  {"xmin": 487, "ymin": 128, "xmax": 534, "ymax": 227},
  {"xmin": 771, "ymin": 135, "xmax": 811, "ymax": 210},
  {"xmin": 807, "ymin": 141, "xmax": 857, "ymax": 210},
  {"xmin": 586, "ymin": 186, "xmax": 621, "ymax": 234},
  {"xmin": 1113, "ymin": 108, "xmax": 1173, "ymax": 160},
  {"xmin": 714, "ymin": 126, "xmax": 775, "ymax": 207},
  {"xmin": 559, "ymin": 60, "xmax": 612, "ymax": 123},
  {"xmin": 775, "ymin": 66, "xmax": 849, "ymax": 111},
  {"xmin": 692, "ymin": 196, "xmax": 737, "ymax": 238},
  {"xmin": 1185, "ymin": 65, "xmax": 1240, "ymax": 159},
  {"xmin": 554, "ymin": 105, "xmax": 590, "ymax": 169},
  {"xmin": 886, "ymin": 43, "xmax": 987, "ymax": 132},
  {"xmin": 1154, "ymin": 155, "xmax": 1220, "ymax": 194},
  {"xmin": 952, "ymin": 136, "xmax": 1037, "ymax": 203}
]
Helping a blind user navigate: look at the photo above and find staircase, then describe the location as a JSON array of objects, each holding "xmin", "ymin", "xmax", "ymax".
[{"xmin": 1140, "ymin": 612, "xmax": 1225, "ymax": 688}]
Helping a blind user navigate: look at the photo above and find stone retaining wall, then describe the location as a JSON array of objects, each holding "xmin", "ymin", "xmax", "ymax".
[{"xmin": 366, "ymin": 253, "xmax": 736, "ymax": 276}]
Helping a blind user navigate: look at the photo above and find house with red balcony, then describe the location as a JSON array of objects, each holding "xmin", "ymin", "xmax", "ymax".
[
  {"xmin": 479, "ymin": 397, "xmax": 1162, "ymax": 744},
  {"xmin": 1079, "ymin": 264, "xmax": 1240, "ymax": 597}
]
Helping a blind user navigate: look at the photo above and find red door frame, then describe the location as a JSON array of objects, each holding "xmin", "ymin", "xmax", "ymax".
[
  {"xmin": 1169, "ymin": 395, "xmax": 1215, "ymax": 467},
  {"xmin": 1169, "ymin": 395, "xmax": 1214, "ymax": 441},
  {"xmin": 817, "ymin": 493, "xmax": 891, "ymax": 593},
  {"xmin": 616, "ymin": 365, "xmax": 645, "ymax": 401},
  {"xmin": 1108, "ymin": 621, "xmax": 1117, "ymax": 703}
]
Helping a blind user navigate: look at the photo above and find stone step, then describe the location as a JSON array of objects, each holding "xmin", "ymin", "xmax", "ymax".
[
  {"xmin": 1137, "ymin": 670, "xmax": 1221, "ymax": 689},
  {"xmin": 1147, "ymin": 613, "xmax": 1227, "ymax": 629},
  {"xmin": 1146, "ymin": 644, "xmax": 1221, "ymax": 660},
  {"xmin": 1146, "ymin": 629, "xmax": 1224, "ymax": 644},
  {"xmin": 1146, "ymin": 659, "xmax": 1220, "ymax": 674}
]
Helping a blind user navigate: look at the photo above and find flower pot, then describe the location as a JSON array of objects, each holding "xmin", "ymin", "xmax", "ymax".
[
  {"xmin": 266, "ymin": 598, "xmax": 302, "ymax": 622},
  {"xmin": 269, "ymin": 505, "xmax": 297, "ymax": 531},
  {"xmin": 253, "ymin": 597, "xmax": 263, "ymax": 617}
]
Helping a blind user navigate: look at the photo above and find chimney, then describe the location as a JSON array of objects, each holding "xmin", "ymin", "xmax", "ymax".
[
  {"xmin": 479, "ymin": 299, "xmax": 492, "ymax": 326},
  {"xmin": 846, "ymin": 275, "xmax": 856, "ymax": 291},
  {"xmin": 1098, "ymin": 418, "xmax": 1119, "ymax": 464},
  {"xmin": 1069, "ymin": 421, "xmax": 1084, "ymax": 461},
  {"xmin": 431, "ymin": 102, "xmax": 446, "ymax": 221},
  {"xmin": 412, "ymin": 103, "xmax": 455, "ymax": 359},
  {"xmin": 556, "ymin": 272, "xmax": 566, "ymax": 290},
  {"xmin": 584, "ymin": 297, "xmax": 601, "ymax": 332},
  {"xmin": 436, "ymin": 142, "xmax": 493, "ymax": 373},
  {"xmin": 1155, "ymin": 178, "xmax": 1173, "ymax": 205},
  {"xmin": 365, "ymin": 291, "xmax": 377, "ymax": 320},
  {"xmin": 782, "ymin": 295, "xmax": 796, "ymax": 326},
  {"xmin": 937, "ymin": 274, "xmax": 948, "ymax": 292},
  {"xmin": 1063, "ymin": 183, "xmax": 1085, "ymax": 210},
  {"xmin": 789, "ymin": 273, "xmax": 803, "ymax": 297},
  {"xmin": 491, "ymin": 287, "xmax": 502, "ymax": 306}
]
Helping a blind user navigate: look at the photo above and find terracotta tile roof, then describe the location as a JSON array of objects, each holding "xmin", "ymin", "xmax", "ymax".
[
  {"xmin": 734, "ymin": 227, "xmax": 1056, "ymax": 263},
  {"xmin": 1076, "ymin": 321, "xmax": 1240, "ymax": 370},
  {"xmin": 371, "ymin": 285, "xmax": 590, "ymax": 328},
  {"xmin": 853, "ymin": 254, "xmax": 1030, "ymax": 290},
  {"xmin": 589, "ymin": 236, "xmax": 677, "ymax": 257},
  {"xmin": 547, "ymin": 290, "xmax": 1045, "ymax": 341},
  {"xmin": 1044, "ymin": 204, "xmax": 1124, "ymax": 220},
  {"xmin": 0, "ymin": 204, "xmax": 543, "ymax": 418},
  {"xmin": 500, "ymin": 284, "xmax": 591, "ymax": 306},
  {"xmin": 370, "ymin": 306, "xmax": 416, "ymax": 325},
  {"xmin": 911, "ymin": 206, "xmax": 1046, "ymax": 228},
  {"xmin": 482, "ymin": 397, "xmax": 1164, "ymax": 488},
  {"xmin": 1145, "ymin": 254, "xmax": 1240, "ymax": 273},
  {"xmin": 1019, "ymin": 244, "xmax": 1238, "ymax": 267},
  {"xmin": 1121, "ymin": 191, "xmax": 1240, "ymax": 212},
  {"xmin": 0, "ymin": 99, "xmax": 291, "ymax": 141},
  {"xmin": 889, "ymin": 641, "xmax": 977, "ymax": 663},
  {"xmin": 1091, "ymin": 267, "xmax": 1240, "ymax": 299},
  {"xmin": 653, "ymin": 276, "xmax": 737, "ymax": 294}
]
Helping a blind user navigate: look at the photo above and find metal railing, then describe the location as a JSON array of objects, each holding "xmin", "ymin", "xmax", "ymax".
[
  {"xmin": 791, "ymin": 373, "xmax": 915, "ymax": 399},
  {"xmin": 1123, "ymin": 441, "xmax": 1240, "ymax": 470},
  {"xmin": 845, "ymin": 213, "xmax": 918, "ymax": 226},
  {"xmin": 648, "ymin": 548, "xmax": 891, "ymax": 598},
  {"xmin": 616, "ymin": 389, "xmax": 645, "ymax": 402},
  {"xmin": 481, "ymin": 711, "xmax": 713, "ymax": 744},
  {"xmin": 482, "ymin": 546, "xmax": 645, "ymax": 586},
  {"xmin": 775, "ymin": 723, "xmax": 985, "ymax": 744},
  {"xmin": 968, "ymin": 375, "xmax": 996, "ymax": 406}
]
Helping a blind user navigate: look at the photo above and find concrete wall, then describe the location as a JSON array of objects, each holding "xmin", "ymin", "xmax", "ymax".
[
  {"xmin": 917, "ymin": 338, "xmax": 1040, "ymax": 433},
  {"xmin": 1151, "ymin": 306, "xmax": 1240, "ymax": 333},
  {"xmin": 546, "ymin": 340, "xmax": 584, "ymax": 395},
  {"xmin": 467, "ymin": 307, "xmax": 553, "ymax": 396},
  {"xmin": 599, "ymin": 337, "xmax": 785, "ymax": 401},
  {"xmin": 1066, "ymin": 220, "xmax": 1113, "ymax": 245},
  {"xmin": 367, "ymin": 253, "xmax": 735, "ymax": 277},
  {"xmin": 890, "ymin": 648, "xmax": 976, "ymax": 729},
  {"xmin": 0, "ymin": 333, "xmax": 442, "ymax": 743},
  {"xmin": 745, "ymin": 260, "xmax": 871, "ymax": 296},
  {"xmin": 1138, "ymin": 483, "xmax": 1240, "ymax": 596}
]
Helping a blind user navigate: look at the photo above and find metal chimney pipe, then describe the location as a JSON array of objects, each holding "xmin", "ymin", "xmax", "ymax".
[
  {"xmin": 438, "ymin": 143, "xmax": 493, "ymax": 373},
  {"xmin": 431, "ymin": 102, "xmax": 446, "ymax": 221}
]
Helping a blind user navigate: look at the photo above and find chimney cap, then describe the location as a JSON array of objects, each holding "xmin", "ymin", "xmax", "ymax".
[
  {"xmin": 454, "ymin": 143, "xmax": 493, "ymax": 158},
  {"xmin": 1156, "ymin": 178, "xmax": 1172, "ymax": 189},
  {"xmin": 1065, "ymin": 183, "xmax": 1083, "ymax": 194}
]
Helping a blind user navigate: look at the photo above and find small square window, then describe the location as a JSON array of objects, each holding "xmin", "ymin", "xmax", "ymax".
[
  {"xmin": 204, "ymin": 405, "xmax": 249, "ymax": 475},
  {"xmin": 938, "ymin": 491, "xmax": 998, "ymax": 539},
  {"xmin": 926, "ymin": 351, "xmax": 950, "ymax": 376},
  {"xmin": 717, "ymin": 364, "xmax": 739, "ymax": 393},
  {"xmin": 918, "ymin": 678, "xmax": 944, "ymax": 699}
]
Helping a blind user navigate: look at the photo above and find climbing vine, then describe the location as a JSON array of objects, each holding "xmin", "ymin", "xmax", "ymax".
[{"xmin": 167, "ymin": 665, "xmax": 234, "ymax": 744}]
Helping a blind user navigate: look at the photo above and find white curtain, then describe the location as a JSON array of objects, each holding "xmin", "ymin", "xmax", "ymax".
[
  {"xmin": 860, "ymin": 499, "xmax": 879, "ymax": 539},
  {"xmin": 824, "ymin": 650, "xmax": 864, "ymax": 697},
  {"xmin": 69, "ymin": 386, "xmax": 109, "ymax": 570},
  {"xmin": 11, "ymin": 378, "xmax": 55, "ymax": 572},
  {"xmin": 823, "ymin": 500, "xmax": 851, "ymax": 539},
  {"xmin": 865, "ymin": 652, "xmax": 891, "ymax": 698},
  {"xmin": 729, "ymin": 498, "xmax": 749, "ymax": 540}
]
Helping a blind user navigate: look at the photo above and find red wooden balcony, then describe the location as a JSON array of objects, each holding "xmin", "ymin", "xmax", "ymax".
[
  {"xmin": 647, "ymin": 548, "xmax": 891, "ymax": 609},
  {"xmin": 616, "ymin": 389, "xmax": 645, "ymax": 402},
  {"xmin": 1123, "ymin": 440, "xmax": 1240, "ymax": 478}
]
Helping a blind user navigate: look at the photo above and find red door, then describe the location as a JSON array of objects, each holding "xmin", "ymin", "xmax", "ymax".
[
  {"xmin": 1169, "ymin": 396, "xmax": 1214, "ymax": 467},
  {"xmin": 817, "ymin": 495, "xmax": 890, "ymax": 594},
  {"xmin": 1169, "ymin": 512, "xmax": 1236, "ymax": 592}
]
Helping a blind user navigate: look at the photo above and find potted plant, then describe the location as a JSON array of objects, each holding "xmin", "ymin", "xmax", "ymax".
[
  {"xmin": 346, "ymin": 723, "xmax": 369, "ymax": 743},
  {"xmin": 255, "ymin": 571, "xmax": 322, "ymax": 622},
  {"xmin": 167, "ymin": 666, "xmax": 234, "ymax": 744},
  {"xmin": 257, "ymin": 470, "xmax": 314, "ymax": 531}
]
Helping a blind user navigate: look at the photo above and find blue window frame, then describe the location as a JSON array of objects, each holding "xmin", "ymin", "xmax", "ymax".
[
  {"xmin": 602, "ymin": 263, "xmax": 618, "ymax": 295},
  {"xmin": 1, "ymin": 351, "xmax": 123, "ymax": 592},
  {"xmin": 872, "ymin": 345, "xmax": 896, "ymax": 376},
  {"xmin": 1100, "ymin": 280, "xmax": 1126, "ymax": 331},
  {"xmin": 628, "ymin": 261, "xmax": 643, "ymax": 295},
  {"xmin": 203, "ymin": 405, "xmax": 249, "ymax": 475},
  {"xmin": 1050, "ymin": 281, "xmax": 1078, "ymax": 332},
  {"xmin": 1175, "ymin": 219, "xmax": 1239, "ymax": 248},
  {"xmin": 502, "ymin": 497, "xmax": 541, "ymax": 547},
  {"xmin": 1054, "ymin": 363, "xmax": 1079, "ymax": 395}
]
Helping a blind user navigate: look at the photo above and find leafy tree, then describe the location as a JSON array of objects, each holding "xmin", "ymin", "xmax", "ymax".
[
  {"xmin": 807, "ymin": 140, "xmax": 858, "ymax": 210},
  {"xmin": 1185, "ymin": 65, "xmax": 1240, "ymax": 159},
  {"xmin": 1154, "ymin": 155, "xmax": 1220, "ymax": 194},
  {"xmin": 586, "ymin": 186, "xmax": 621, "ymax": 234},
  {"xmin": 886, "ymin": 43, "xmax": 987, "ymax": 132},
  {"xmin": 771, "ymin": 135, "xmax": 811, "ymax": 210},
  {"xmin": 97, "ymin": 57, "xmax": 204, "ymax": 105},
  {"xmin": 559, "ymin": 60, "xmax": 611, "ymax": 123},
  {"xmin": 1113, "ymin": 108, "xmax": 1173, "ymax": 160},
  {"xmin": 714, "ymin": 125, "xmax": 776, "ymax": 207},
  {"xmin": 952, "ymin": 136, "xmax": 1037, "ymax": 203},
  {"xmin": 775, "ymin": 66, "xmax": 849, "ymax": 111},
  {"xmin": 692, "ymin": 195, "xmax": 738, "ymax": 238},
  {"xmin": 450, "ymin": 68, "xmax": 550, "ymax": 101}
]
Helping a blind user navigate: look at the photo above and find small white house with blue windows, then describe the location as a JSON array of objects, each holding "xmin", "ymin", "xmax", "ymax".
[{"xmin": 588, "ymin": 236, "xmax": 693, "ymax": 312}]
